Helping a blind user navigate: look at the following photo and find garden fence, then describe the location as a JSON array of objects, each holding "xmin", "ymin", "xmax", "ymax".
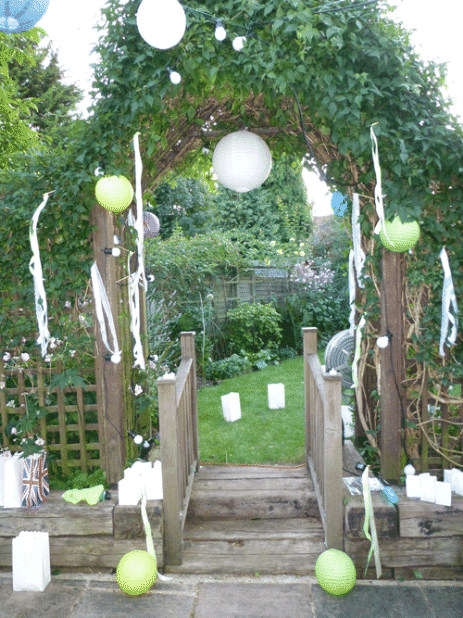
[
  {"xmin": 0, "ymin": 358, "xmax": 103, "ymax": 477},
  {"xmin": 303, "ymin": 326, "xmax": 343, "ymax": 550}
]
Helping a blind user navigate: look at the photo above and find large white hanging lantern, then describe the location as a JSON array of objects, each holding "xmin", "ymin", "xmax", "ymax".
[
  {"xmin": 212, "ymin": 130, "xmax": 272, "ymax": 192},
  {"xmin": 136, "ymin": 0, "xmax": 186, "ymax": 50}
]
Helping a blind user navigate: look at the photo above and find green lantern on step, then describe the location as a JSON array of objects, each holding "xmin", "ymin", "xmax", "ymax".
[
  {"xmin": 315, "ymin": 549, "xmax": 356, "ymax": 596},
  {"xmin": 379, "ymin": 215, "xmax": 420, "ymax": 252},
  {"xmin": 95, "ymin": 175, "xmax": 134, "ymax": 212},
  {"xmin": 116, "ymin": 550, "xmax": 157, "ymax": 596}
]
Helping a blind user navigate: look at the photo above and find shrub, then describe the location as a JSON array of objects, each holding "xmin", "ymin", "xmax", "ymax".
[
  {"xmin": 205, "ymin": 354, "xmax": 252, "ymax": 381},
  {"xmin": 226, "ymin": 302, "xmax": 282, "ymax": 354}
]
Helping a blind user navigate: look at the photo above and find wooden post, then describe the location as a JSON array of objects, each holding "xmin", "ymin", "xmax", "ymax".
[
  {"xmin": 180, "ymin": 332, "xmax": 199, "ymax": 469},
  {"xmin": 323, "ymin": 372, "xmax": 343, "ymax": 550},
  {"xmin": 91, "ymin": 204, "xmax": 126, "ymax": 486},
  {"xmin": 157, "ymin": 373, "xmax": 183, "ymax": 565},
  {"xmin": 380, "ymin": 249, "xmax": 405, "ymax": 483},
  {"xmin": 303, "ymin": 327, "xmax": 317, "ymax": 464}
]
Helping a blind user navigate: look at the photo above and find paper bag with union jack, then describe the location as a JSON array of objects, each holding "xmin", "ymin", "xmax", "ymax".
[{"xmin": 21, "ymin": 452, "xmax": 50, "ymax": 508}]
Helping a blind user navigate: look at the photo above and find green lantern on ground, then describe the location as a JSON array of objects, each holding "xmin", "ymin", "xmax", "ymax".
[
  {"xmin": 95, "ymin": 175, "xmax": 134, "ymax": 212},
  {"xmin": 116, "ymin": 550, "xmax": 157, "ymax": 596},
  {"xmin": 315, "ymin": 549, "xmax": 356, "ymax": 596},
  {"xmin": 379, "ymin": 215, "xmax": 420, "ymax": 252}
]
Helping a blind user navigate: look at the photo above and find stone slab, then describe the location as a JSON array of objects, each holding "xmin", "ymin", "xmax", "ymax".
[
  {"xmin": 194, "ymin": 583, "xmax": 313, "ymax": 618},
  {"xmin": 312, "ymin": 583, "xmax": 438, "ymax": 618}
]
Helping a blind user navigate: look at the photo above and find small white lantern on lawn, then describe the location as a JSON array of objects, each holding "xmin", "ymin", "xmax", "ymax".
[
  {"xmin": 137, "ymin": 0, "xmax": 186, "ymax": 50},
  {"xmin": 212, "ymin": 130, "xmax": 272, "ymax": 193},
  {"xmin": 268, "ymin": 383, "xmax": 285, "ymax": 409}
]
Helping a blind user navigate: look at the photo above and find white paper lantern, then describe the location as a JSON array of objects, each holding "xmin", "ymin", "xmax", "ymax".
[
  {"xmin": 137, "ymin": 0, "xmax": 186, "ymax": 50},
  {"xmin": 212, "ymin": 130, "xmax": 272, "ymax": 192}
]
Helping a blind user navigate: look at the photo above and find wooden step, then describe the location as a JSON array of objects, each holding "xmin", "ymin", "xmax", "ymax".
[
  {"xmin": 166, "ymin": 518, "xmax": 326, "ymax": 575},
  {"xmin": 188, "ymin": 465, "xmax": 321, "ymax": 520}
]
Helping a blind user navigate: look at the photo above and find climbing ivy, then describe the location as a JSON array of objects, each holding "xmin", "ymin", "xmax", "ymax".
[{"xmin": 0, "ymin": 0, "xmax": 462, "ymax": 462}]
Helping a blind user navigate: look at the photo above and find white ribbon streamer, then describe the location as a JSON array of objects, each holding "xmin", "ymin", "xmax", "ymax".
[
  {"xmin": 439, "ymin": 247, "xmax": 459, "ymax": 357},
  {"xmin": 90, "ymin": 262, "xmax": 121, "ymax": 362},
  {"xmin": 126, "ymin": 132, "xmax": 147, "ymax": 370},
  {"xmin": 352, "ymin": 193, "xmax": 366, "ymax": 288},
  {"xmin": 370, "ymin": 125, "xmax": 392, "ymax": 245},
  {"xmin": 140, "ymin": 485, "xmax": 172, "ymax": 581},
  {"xmin": 362, "ymin": 465, "xmax": 382, "ymax": 579},
  {"xmin": 29, "ymin": 193, "xmax": 52, "ymax": 357},
  {"xmin": 348, "ymin": 250, "xmax": 356, "ymax": 336}
]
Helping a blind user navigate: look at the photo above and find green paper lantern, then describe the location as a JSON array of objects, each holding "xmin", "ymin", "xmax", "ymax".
[
  {"xmin": 315, "ymin": 549, "xmax": 356, "ymax": 596},
  {"xmin": 379, "ymin": 216, "xmax": 420, "ymax": 252},
  {"xmin": 95, "ymin": 175, "xmax": 134, "ymax": 212},
  {"xmin": 116, "ymin": 550, "xmax": 157, "ymax": 596}
]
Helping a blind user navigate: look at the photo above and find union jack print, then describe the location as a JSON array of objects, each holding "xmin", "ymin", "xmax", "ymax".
[{"xmin": 21, "ymin": 454, "xmax": 50, "ymax": 508}]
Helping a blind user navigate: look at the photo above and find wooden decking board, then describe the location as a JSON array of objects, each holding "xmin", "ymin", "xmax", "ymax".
[
  {"xmin": 193, "ymin": 477, "xmax": 313, "ymax": 492},
  {"xmin": 184, "ymin": 518, "xmax": 324, "ymax": 541},
  {"xmin": 196, "ymin": 465, "xmax": 309, "ymax": 479}
]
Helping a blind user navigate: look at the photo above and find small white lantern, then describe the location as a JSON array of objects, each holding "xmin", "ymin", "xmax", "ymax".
[
  {"xmin": 137, "ymin": 0, "xmax": 186, "ymax": 50},
  {"xmin": 221, "ymin": 392, "xmax": 241, "ymax": 422},
  {"xmin": 268, "ymin": 383, "xmax": 285, "ymax": 409},
  {"xmin": 212, "ymin": 130, "xmax": 272, "ymax": 193}
]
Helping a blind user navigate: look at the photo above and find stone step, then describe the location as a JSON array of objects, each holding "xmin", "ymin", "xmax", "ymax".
[{"xmin": 166, "ymin": 517, "xmax": 326, "ymax": 575}]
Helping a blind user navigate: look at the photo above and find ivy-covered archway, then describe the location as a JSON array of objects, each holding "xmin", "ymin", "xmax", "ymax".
[{"xmin": 1, "ymin": 0, "xmax": 462, "ymax": 481}]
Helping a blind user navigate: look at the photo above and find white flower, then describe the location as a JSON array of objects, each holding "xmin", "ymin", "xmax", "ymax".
[
  {"xmin": 0, "ymin": 381, "xmax": 5, "ymax": 390},
  {"xmin": 6, "ymin": 400, "xmax": 15, "ymax": 408},
  {"xmin": 149, "ymin": 360, "xmax": 157, "ymax": 370},
  {"xmin": 299, "ymin": 251, "xmax": 305, "ymax": 257},
  {"xmin": 10, "ymin": 427, "xmax": 17, "ymax": 435},
  {"xmin": 133, "ymin": 434, "xmax": 143, "ymax": 445},
  {"xmin": 3, "ymin": 352, "xmax": 11, "ymax": 362},
  {"xmin": 21, "ymin": 337, "xmax": 26, "ymax": 344},
  {"xmin": 277, "ymin": 249, "xmax": 283, "ymax": 255},
  {"xmin": 70, "ymin": 350, "xmax": 76, "ymax": 357},
  {"xmin": 206, "ymin": 293, "xmax": 214, "ymax": 301},
  {"xmin": 50, "ymin": 338, "xmax": 57, "ymax": 349},
  {"xmin": 20, "ymin": 353, "xmax": 30, "ymax": 362},
  {"xmin": 44, "ymin": 354, "xmax": 53, "ymax": 363},
  {"xmin": 143, "ymin": 440, "xmax": 150, "ymax": 448},
  {"xmin": 35, "ymin": 437, "xmax": 45, "ymax": 446},
  {"xmin": 270, "ymin": 240, "xmax": 276, "ymax": 247},
  {"xmin": 79, "ymin": 315, "xmax": 86, "ymax": 323},
  {"xmin": 134, "ymin": 384, "xmax": 143, "ymax": 397},
  {"xmin": 65, "ymin": 301, "xmax": 71, "ymax": 309}
]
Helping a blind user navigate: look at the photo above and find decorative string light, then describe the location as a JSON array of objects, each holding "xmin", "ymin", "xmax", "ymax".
[
  {"xmin": 215, "ymin": 20, "xmax": 226, "ymax": 41},
  {"xmin": 169, "ymin": 69, "xmax": 182, "ymax": 84}
]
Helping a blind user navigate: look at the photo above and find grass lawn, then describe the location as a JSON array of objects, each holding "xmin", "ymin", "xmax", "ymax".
[{"xmin": 197, "ymin": 355, "xmax": 314, "ymax": 465}]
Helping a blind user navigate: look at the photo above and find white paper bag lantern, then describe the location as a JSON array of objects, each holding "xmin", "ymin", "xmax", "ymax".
[
  {"xmin": 3, "ymin": 452, "xmax": 24, "ymax": 508},
  {"xmin": 12, "ymin": 531, "xmax": 51, "ymax": 591},
  {"xmin": 118, "ymin": 474, "xmax": 142, "ymax": 506},
  {"xmin": 221, "ymin": 392, "xmax": 241, "ymax": 422},
  {"xmin": 435, "ymin": 481, "xmax": 452, "ymax": 506},
  {"xmin": 137, "ymin": 0, "xmax": 186, "ymax": 50},
  {"xmin": 145, "ymin": 460, "xmax": 163, "ymax": 500},
  {"xmin": 212, "ymin": 130, "xmax": 272, "ymax": 192},
  {"xmin": 406, "ymin": 474, "xmax": 421, "ymax": 499},
  {"xmin": 268, "ymin": 383, "xmax": 285, "ymax": 409}
]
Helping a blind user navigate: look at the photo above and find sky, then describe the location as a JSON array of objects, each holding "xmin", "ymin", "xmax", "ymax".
[{"xmin": 35, "ymin": 0, "xmax": 463, "ymax": 216}]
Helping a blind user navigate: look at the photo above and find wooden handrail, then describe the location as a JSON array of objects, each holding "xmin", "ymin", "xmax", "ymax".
[
  {"xmin": 303, "ymin": 327, "xmax": 343, "ymax": 550},
  {"xmin": 157, "ymin": 332, "xmax": 199, "ymax": 566}
]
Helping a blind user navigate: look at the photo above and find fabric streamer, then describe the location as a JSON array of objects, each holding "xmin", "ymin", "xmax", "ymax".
[
  {"xmin": 29, "ymin": 193, "xmax": 53, "ymax": 357},
  {"xmin": 90, "ymin": 263, "xmax": 122, "ymax": 363},
  {"xmin": 140, "ymin": 485, "xmax": 171, "ymax": 580},
  {"xmin": 362, "ymin": 465, "xmax": 382, "ymax": 579},
  {"xmin": 439, "ymin": 247, "xmax": 459, "ymax": 357},
  {"xmin": 348, "ymin": 193, "xmax": 366, "ymax": 335},
  {"xmin": 370, "ymin": 124, "xmax": 392, "ymax": 246},
  {"xmin": 127, "ymin": 132, "xmax": 147, "ymax": 370}
]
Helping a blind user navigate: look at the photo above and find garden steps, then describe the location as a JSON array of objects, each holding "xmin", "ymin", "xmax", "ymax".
[{"xmin": 165, "ymin": 464, "xmax": 326, "ymax": 575}]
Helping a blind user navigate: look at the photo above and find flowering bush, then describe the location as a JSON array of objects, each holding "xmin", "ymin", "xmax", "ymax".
[
  {"xmin": 290, "ymin": 259, "xmax": 335, "ymax": 290},
  {"xmin": 4, "ymin": 393, "xmax": 48, "ymax": 459}
]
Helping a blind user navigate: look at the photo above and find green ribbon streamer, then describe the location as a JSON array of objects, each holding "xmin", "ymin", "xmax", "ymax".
[{"xmin": 362, "ymin": 465, "xmax": 382, "ymax": 578}]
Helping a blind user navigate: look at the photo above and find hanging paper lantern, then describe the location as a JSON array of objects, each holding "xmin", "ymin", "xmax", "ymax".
[
  {"xmin": 143, "ymin": 212, "xmax": 160, "ymax": 238},
  {"xmin": 0, "ymin": 0, "xmax": 49, "ymax": 34},
  {"xmin": 315, "ymin": 549, "xmax": 356, "ymax": 596},
  {"xmin": 95, "ymin": 176, "xmax": 134, "ymax": 212},
  {"xmin": 379, "ymin": 215, "xmax": 420, "ymax": 252},
  {"xmin": 136, "ymin": 0, "xmax": 186, "ymax": 50},
  {"xmin": 116, "ymin": 550, "xmax": 157, "ymax": 596},
  {"xmin": 212, "ymin": 130, "xmax": 272, "ymax": 193},
  {"xmin": 331, "ymin": 192, "xmax": 348, "ymax": 217}
]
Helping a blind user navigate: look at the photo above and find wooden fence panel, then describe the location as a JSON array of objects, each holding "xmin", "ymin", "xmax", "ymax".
[{"xmin": 0, "ymin": 357, "xmax": 102, "ymax": 475}]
